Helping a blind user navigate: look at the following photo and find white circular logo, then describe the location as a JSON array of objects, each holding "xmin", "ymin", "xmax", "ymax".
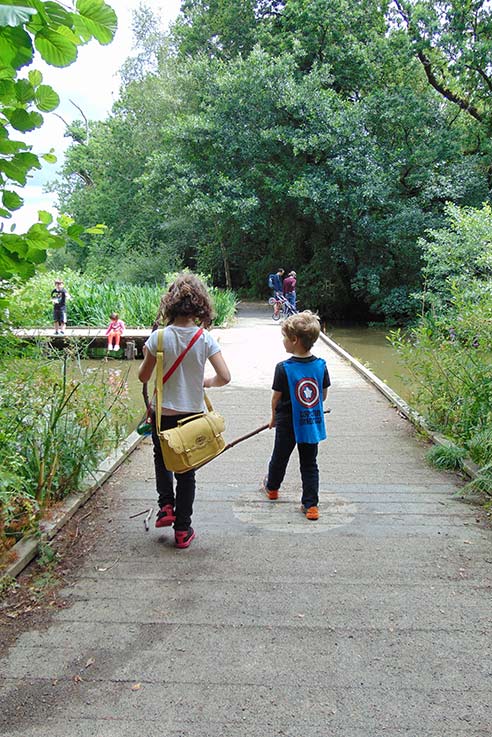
[{"xmin": 295, "ymin": 378, "xmax": 319, "ymax": 408}]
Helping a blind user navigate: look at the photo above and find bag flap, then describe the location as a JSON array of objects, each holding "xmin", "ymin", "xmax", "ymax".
[
  {"xmin": 162, "ymin": 413, "xmax": 225, "ymax": 455},
  {"xmin": 161, "ymin": 428, "xmax": 186, "ymax": 454}
]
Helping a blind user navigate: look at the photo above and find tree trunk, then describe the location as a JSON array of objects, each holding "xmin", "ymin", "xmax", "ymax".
[{"xmin": 220, "ymin": 242, "xmax": 232, "ymax": 289}]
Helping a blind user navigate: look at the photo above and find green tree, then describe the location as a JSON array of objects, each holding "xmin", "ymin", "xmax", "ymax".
[
  {"xmin": 52, "ymin": 0, "xmax": 492, "ymax": 320},
  {"xmin": 392, "ymin": 0, "xmax": 492, "ymax": 126},
  {"xmin": 417, "ymin": 201, "xmax": 492, "ymax": 309},
  {"xmin": 0, "ymin": 0, "xmax": 117, "ymax": 281}
]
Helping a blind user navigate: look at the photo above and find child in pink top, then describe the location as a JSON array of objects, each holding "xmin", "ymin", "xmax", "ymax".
[{"xmin": 105, "ymin": 312, "xmax": 125, "ymax": 351}]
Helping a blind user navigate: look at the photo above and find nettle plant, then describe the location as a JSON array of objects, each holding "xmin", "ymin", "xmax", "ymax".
[{"xmin": 0, "ymin": 0, "xmax": 116, "ymax": 283}]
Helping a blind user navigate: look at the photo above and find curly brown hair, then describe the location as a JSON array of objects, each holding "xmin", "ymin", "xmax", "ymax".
[{"xmin": 155, "ymin": 273, "xmax": 214, "ymax": 327}]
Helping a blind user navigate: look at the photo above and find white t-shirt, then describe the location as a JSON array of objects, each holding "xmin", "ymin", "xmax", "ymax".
[{"xmin": 145, "ymin": 326, "xmax": 221, "ymax": 414}]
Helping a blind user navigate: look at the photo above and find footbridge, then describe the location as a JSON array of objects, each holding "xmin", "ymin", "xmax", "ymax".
[{"xmin": 1, "ymin": 302, "xmax": 490, "ymax": 736}]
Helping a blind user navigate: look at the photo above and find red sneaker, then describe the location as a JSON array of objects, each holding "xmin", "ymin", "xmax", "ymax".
[
  {"xmin": 175, "ymin": 527, "xmax": 196, "ymax": 549},
  {"xmin": 155, "ymin": 504, "xmax": 175, "ymax": 528}
]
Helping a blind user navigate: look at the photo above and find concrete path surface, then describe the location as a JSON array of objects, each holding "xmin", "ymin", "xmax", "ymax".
[{"xmin": 1, "ymin": 303, "xmax": 491, "ymax": 736}]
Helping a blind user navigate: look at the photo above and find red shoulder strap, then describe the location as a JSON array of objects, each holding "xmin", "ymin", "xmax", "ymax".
[{"xmin": 162, "ymin": 327, "xmax": 204, "ymax": 384}]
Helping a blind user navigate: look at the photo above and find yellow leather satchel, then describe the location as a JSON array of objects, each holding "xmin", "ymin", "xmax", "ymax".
[{"xmin": 155, "ymin": 329, "xmax": 226, "ymax": 473}]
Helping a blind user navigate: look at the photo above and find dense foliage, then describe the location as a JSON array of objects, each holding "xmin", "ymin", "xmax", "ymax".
[
  {"xmin": 391, "ymin": 203, "xmax": 492, "ymax": 498},
  {"xmin": 0, "ymin": 344, "xmax": 130, "ymax": 569},
  {"xmin": 51, "ymin": 0, "xmax": 492, "ymax": 322},
  {"xmin": 10, "ymin": 269, "xmax": 238, "ymax": 327},
  {"xmin": 0, "ymin": 0, "xmax": 116, "ymax": 284}
]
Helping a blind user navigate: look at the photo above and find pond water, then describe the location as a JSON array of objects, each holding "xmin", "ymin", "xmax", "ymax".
[
  {"xmin": 325, "ymin": 324, "xmax": 411, "ymax": 401},
  {"xmin": 83, "ymin": 324, "xmax": 410, "ymax": 431}
]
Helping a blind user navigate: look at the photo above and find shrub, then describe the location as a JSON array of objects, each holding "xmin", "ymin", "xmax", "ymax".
[
  {"xmin": 0, "ymin": 344, "xmax": 131, "ymax": 568},
  {"xmin": 390, "ymin": 289, "xmax": 492, "ymax": 470},
  {"xmin": 9, "ymin": 270, "xmax": 237, "ymax": 328}
]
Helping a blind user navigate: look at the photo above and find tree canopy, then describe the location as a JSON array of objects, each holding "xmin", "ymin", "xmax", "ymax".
[{"xmin": 52, "ymin": 0, "xmax": 492, "ymax": 321}]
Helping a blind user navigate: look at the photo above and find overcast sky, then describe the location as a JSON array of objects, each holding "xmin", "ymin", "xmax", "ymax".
[{"xmin": 13, "ymin": 0, "xmax": 182, "ymax": 230}]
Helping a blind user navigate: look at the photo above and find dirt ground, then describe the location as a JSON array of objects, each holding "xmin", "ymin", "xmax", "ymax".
[{"xmin": 0, "ymin": 482, "xmax": 120, "ymax": 654}]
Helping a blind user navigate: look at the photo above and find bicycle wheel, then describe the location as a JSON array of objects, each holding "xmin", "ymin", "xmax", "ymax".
[
  {"xmin": 268, "ymin": 297, "xmax": 277, "ymax": 306},
  {"xmin": 280, "ymin": 303, "xmax": 290, "ymax": 319},
  {"xmin": 272, "ymin": 310, "xmax": 281, "ymax": 321}
]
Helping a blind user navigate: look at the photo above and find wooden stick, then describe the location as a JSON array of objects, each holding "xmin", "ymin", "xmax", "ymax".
[{"xmin": 193, "ymin": 408, "xmax": 331, "ymax": 472}]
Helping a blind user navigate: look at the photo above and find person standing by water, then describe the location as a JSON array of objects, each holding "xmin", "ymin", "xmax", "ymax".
[
  {"xmin": 283, "ymin": 270, "xmax": 297, "ymax": 310},
  {"xmin": 50, "ymin": 278, "xmax": 71, "ymax": 335},
  {"xmin": 105, "ymin": 312, "xmax": 126, "ymax": 352},
  {"xmin": 138, "ymin": 273, "xmax": 231, "ymax": 549}
]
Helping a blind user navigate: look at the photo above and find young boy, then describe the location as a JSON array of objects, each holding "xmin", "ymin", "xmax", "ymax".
[
  {"xmin": 50, "ymin": 278, "xmax": 71, "ymax": 335},
  {"xmin": 261, "ymin": 311, "xmax": 330, "ymax": 520}
]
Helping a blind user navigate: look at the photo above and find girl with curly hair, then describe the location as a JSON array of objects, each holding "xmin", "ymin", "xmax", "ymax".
[{"xmin": 138, "ymin": 274, "xmax": 231, "ymax": 548}]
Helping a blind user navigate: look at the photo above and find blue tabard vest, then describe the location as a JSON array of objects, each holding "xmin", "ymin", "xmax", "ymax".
[{"xmin": 283, "ymin": 357, "xmax": 327, "ymax": 444}]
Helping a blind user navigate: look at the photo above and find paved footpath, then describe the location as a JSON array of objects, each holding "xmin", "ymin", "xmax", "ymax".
[{"xmin": 1, "ymin": 304, "xmax": 491, "ymax": 736}]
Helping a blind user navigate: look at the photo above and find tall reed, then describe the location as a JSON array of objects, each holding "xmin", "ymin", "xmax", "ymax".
[{"xmin": 9, "ymin": 270, "xmax": 237, "ymax": 328}]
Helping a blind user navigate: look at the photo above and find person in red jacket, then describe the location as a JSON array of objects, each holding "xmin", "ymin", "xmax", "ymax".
[{"xmin": 283, "ymin": 271, "xmax": 297, "ymax": 310}]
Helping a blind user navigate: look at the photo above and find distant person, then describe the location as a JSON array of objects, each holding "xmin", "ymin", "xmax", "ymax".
[
  {"xmin": 269, "ymin": 267, "xmax": 284, "ymax": 298},
  {"xmin": 268, "ymin": 267, "xmax": 285, "ymax": 318},
  {"xmin": 51, "ymin": 278, "xmax": 71, "ymax": 335},
  {"xmin": 260, "ymin": 311, "xmax": 330, "ymax": 521},
  {"xmin": 138, "ymin": 273, "xmax": 231, "ymax": 548},
  {"xmin": 105, "ymin": 312, "xmax": 126, "ymax": 351},
  {"xmin": 283, "ymin": 270, "xmax": 297, "ymax": 310}
]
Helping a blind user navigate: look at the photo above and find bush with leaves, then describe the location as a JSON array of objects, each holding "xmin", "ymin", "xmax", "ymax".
[
  {"xmin": 0, "ymin": 344, "xmax": 130, "ymax": 569},
  {"xmin": 9, "ymin": 269, "xmax": 238, "ymax": 328},
  {"xmin": 0, "ymin": 0, "xmax": 116, "ymax": 281}
]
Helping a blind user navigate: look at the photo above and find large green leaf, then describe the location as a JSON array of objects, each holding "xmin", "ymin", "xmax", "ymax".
[
  {"xmin": 75, "ymin": 0, "xmax": 117, "ymax": 45},
  {"xmin": 85, "ymin": 223, "xmax": 107, "ymax": 234},
  {"xmin": 0, "ymin": 5, "xmax": 36, "ymax": 28},
  {"xmin": 1, "ymin": 232, "xmax": 27, "ymax": 257},
  {"xmin": 0, "ymin": 79, "xmax": 15, "ymax": 101},
  {"xmin": 28, "ymin": 69, "xmax": 42, "ymax": 87},
  {"xmin": 0, "ymin": 65, "xmax": 15, "ymax": 80},
  {"xmin": 34, "ymin": 27, "xmax": 78, "ymax": 67},
  {"xmin": 0, "ymin": 150, "xmax": 41, "ymax": 184},
  {"xmin": 6, "ymin": 107, "xmax": 43, "ymax": 131},
  {"xmin": 15, "ymin": 78, "xmax": 35, "ymax": 103},
  {"xmin": 35, "ymin": 83, "xmax": 59, "ymax": 111},
  {"xmin": 67, "ymin": 222, "xmax": 85, "ymax": 237},
  {"xmin": 0, "ymin": 249, "xmax": 37, "ymax": 279},
  {"xmin": 43, "ymin": 1, "xmax": 72, "ymax": 27},
  {"xmin": 37, "ymin": 209, "xmax": 53, "ymax": 225},
  {"xmin": 0, "ymin": 138, "xmax": 26, "ymax": 154},
  {"xmin": 54, "ymin": 23, "xmax": 83, "ymax": 47},
  {"xmin": 0, "ymin": 26, "xmax": 33, "ymax": 70},
  {"xmin": 3, "ymin": 190, "xmax": 23, "ymax": 210}
]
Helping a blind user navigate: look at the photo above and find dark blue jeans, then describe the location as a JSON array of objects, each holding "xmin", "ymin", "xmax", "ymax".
[
  {"xmin": 285, "ymin": 292, "xmax": 296, "ymax": 309},
  {"xmin": 151, "ymin": 411, "xmax": 195, "ymax": 531},
  {"xmin": 267, "ymin": 420, "xmax": 319, "ymax": 508}
]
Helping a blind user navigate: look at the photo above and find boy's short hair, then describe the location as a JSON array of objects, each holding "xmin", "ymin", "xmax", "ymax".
[{"xmin": 282, "ymin": 310, "xmax": 321, "ymax": 351}]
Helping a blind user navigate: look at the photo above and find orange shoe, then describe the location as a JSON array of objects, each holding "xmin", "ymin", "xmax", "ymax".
[
  {"xmin": 260, "ymin": 477, "xmax": 279, "ymax": 501},
  {"xmin": 302, "ymin": 505, "xmax": 319, "ymax": 520}
]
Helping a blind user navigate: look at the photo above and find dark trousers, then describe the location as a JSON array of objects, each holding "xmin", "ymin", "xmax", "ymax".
[
  {"xmin": 151, "ymin": 412, "xmax": 195, "ymax": 531},
  {"xmin": 267, "ymin": 421, "xmax": 319, "ymax": 508}
]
